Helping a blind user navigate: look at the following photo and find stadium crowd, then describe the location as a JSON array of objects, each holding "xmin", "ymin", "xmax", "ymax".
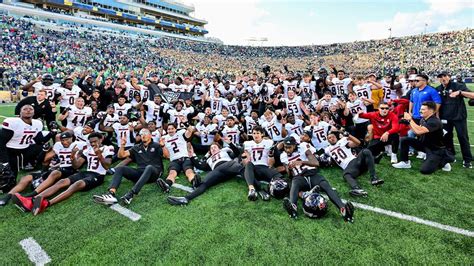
[{"xmin": 0, "ymin": 15, "xmax": 473, "ymax": 222}]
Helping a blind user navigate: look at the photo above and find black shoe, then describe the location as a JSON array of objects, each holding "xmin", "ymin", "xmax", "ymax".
[
  {"xmin": 248, "ymin": 188, "xmax": 258, "ymax": 201},
  {"xmin": 374, "ymin": 153, "xmax": 384, "ymax": 164},
  {"xmin": 0, "ymin": 194, "xmax": 12, "ymax": 206},
  {"xmin": 191, "ymin": 174, "xmax": 201, "ymax": 189},
  {"xmin": 370, "ymin": 176, "xmax": 384, "ymax": 186},
  {"xmin": 167, "ymin": 196, "xmax": 189, "ymax": 206},
  {"xmin": 463, "ymin": 161, "xmax": 473, "ymax": 169},
  {"xmin": 258, "ymin": 190, "xmax": 270, "ymax": 201},
  {"xmin": 121, "ymin": 191, "xmax": 134, "ymax": 205},
  {"xmin": 156, "ymin": 179, "xmax": 171, "ymax": 193},
  {"xmin": 341, "ymin": 202, "xmax": 355, "ymax": 223},
  {"xmin": 349, "ymin": 188, "xmax": 368, "ymax": 197},
  {"xmin": 283, "ymin": 197, "xmax": 297, "ymax": 219}
]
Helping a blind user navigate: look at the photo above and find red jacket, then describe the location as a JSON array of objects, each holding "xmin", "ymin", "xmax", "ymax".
[{"xmin": 359, "ymin": 111, "xmax": 399, "ymax": 139}]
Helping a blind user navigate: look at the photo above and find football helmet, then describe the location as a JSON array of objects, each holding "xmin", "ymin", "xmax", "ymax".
[
  {"xmin": 269, "ymin": 178, "xmax": 289, "ymax": 199},
  {"xmin": 303, "ymin": 192, "xmax": 328, "ymax": 218}
]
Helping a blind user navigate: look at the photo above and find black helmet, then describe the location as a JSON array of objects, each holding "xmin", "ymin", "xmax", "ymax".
[
  {"xmin": 269, "ymin": 178, "xmax": 289, "ymax": 199},
  {"xmin": 0, "ymin": 163, "xmax": 15, "ymax": 193},
  {"xmin": 303, "ymin": 193, "xmax": 328, "ymax": 218}
]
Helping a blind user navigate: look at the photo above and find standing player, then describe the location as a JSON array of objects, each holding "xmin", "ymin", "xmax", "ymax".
[
  {"xmin": 57, "ymin": 77, "xmax": 83, "ymax": 113},
  {"xmin": 114, "ymin": 95, "xmax": 132, "ymax": 117},
  {"xmin": 156, "ymin": 123, "xmax": 201, "ymax": 193},
  {"xmin": 220, "ymin": 116, "xmax": 243, "ymax": 145},
  {"xmin": 23, "ymin": 74, "xmax": 61, "ymax": 101},
  {"xmin": 58, "ymin": 97, "xmax": 92, "ymax": 130},
  {"xmin": 260, "ymin": 110, "xmax": 286, "ymax": 142},
  {"xmin": 329, "ymin": 70, "xmax": 353, "ymax": 98}
]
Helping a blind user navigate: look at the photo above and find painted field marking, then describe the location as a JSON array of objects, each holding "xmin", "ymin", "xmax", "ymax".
[
  {"xmin": 110, "ymin": 204, "xmax": 141, "ymax": 221},
  {"xmin": 453, "ymin": 143, "xmax": 474, "ymax": 147},
  {"xmin": 349, "ymin": 201, "xmax": 474, "ymax": 237},
  {"xmin": 172, "ymin": 183, "xmax": 194, "ymax": 193},
  {"xmin": 19, "ymin": 237, "xmax": 51, "ymax": 265}
]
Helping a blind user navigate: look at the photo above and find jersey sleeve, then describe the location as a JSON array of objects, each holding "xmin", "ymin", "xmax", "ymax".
[
  {"xmin": 1, "ymin": 118, "xmax": 15, "ymax": 131},
  {"xmin": 280, "ymin": 152, "xmax": 289, "ymax": 165},
  {"xmin": 103, "ymin": 145, "xmax": 115, "ymax": 158},
  {"xmin": 52, "ymin": 142, "xmax": 61, "ymax": 154}
]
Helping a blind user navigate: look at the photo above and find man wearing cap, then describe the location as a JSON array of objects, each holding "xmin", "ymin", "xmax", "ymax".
[
  {"xmin": 23, "ymin": 73, "xmax": 61, "ymax": 101},
  {"xmin": 15, "ymin": 89, "xmax": 56, "ymax": 128},
  {"xmin": 436, "ymin": 71, "xmax": 473, "ymax": 168},
  {"xmin": 93, "ymin": 128, "xmax": 164, "ymax": 205}
]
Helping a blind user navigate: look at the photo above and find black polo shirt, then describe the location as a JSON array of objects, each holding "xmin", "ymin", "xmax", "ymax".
[
  {"xmin": 436, "ymin": 81, "xmax": 471, "ymax": 120},
  {"xmin": 419, "ymin": 115, "xmax": 444, "ymax": 150},
  {"xmin": 129, "ymin": 141, "xmax": 163, "ymax": 170}
]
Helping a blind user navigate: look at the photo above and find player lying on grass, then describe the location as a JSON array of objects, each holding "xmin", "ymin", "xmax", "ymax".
[
  {"xmin": 0, "ymin": 131, "xmax": 80, "ymax": 206},
  {"xmin": 167, "ymin": 136, "xmax": 243, "ymax": 206},
  {"xmin": 325, "ymin": 131, "xmax": 383, "ymax": 197},
  {"xmin": 279, "ymin": 137, "xmax": 354, "ymax": 222},
  {"xmin": 12, "ymin": 133, "xmax": 114, "ymax": 215},
  {"xmin": 93, "ymin": 128, "xmax": 164, "ymax": 205}
]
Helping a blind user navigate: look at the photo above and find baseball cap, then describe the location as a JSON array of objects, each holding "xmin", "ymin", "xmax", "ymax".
[
  {"xmin": 408, "ymin": 74, "xmax": 417, "ymax": 81},
  {"xmin": 85, "ymin": 121, "xmax": 96, "ymax": 129},
  {"xmin": 303, "ymin": 130, "xmax": 313, "ymax": 139},
  {"xmin": 283, "ymin": 137, "xmax": 297, "ymax": 146},
  {"xmin": 437, "ymin": 71, "xmax": 450, "ymax": 78},
  {"xmin": 59, "ymin": 131, "xmax": 73, "ymax": 139}
]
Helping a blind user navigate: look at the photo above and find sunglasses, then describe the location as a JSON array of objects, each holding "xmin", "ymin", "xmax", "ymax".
[
  {"xmin": 415, "ymin": 80, "xmax": 425, "ymax": 82},
  {"xmin": 380, "ymin": 107, "xmax": 389, "ymax": 110}
]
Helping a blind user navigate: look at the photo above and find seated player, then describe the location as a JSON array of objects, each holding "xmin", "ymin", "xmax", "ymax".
[
  {"xmin": 156, "ymin": 123, "xmax": 201, "ymax": 193},
  {"xmin": 0, "ymin": 131, "xmax": 78, "ymax": 206},
  {"xmin": 167, "ymin": 137, "xmax": 243, "ymax": 205},
  {"xmin": 279, "ymin": 137, "xmax": 354, "ymax": 222},
  {"xmin": 11, "ymin": 133, "xmax": 114, "ymax": 215},
  {"xmin": 325, "ymin": 131, "xmax": 383, "ymax": 197}
]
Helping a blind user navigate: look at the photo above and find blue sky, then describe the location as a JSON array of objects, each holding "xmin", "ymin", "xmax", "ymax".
[{"xmin": 187, "ymin": 0, "xmax": 473, "ymax": 45}]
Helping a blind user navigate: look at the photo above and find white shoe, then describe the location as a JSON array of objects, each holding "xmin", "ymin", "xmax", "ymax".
[
  {"xmin": 385, "ymin": 145, "xmax": 393, "ymax": 156},
  {"xmin": 442, "ymin": 163, "xmax": 452, "ymax": 172},
  {"xmin": 93, "ymin": 193, "xmax": 118, "ymax": 205},
  {"xmin": 416, "ymin": 152, "xmax": 426, "ymax": 160},
  {"xmin": 391, "ymin": 153, "xmax": 398, "ymax": 164},
  {"xmin": 393, "ymin": 161, "xmax": 411, "ymax": 169}
]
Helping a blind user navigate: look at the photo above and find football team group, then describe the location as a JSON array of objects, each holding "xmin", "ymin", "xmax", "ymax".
[{"xmin": 0, "ymin": 65, "xmax": 472, "ymax": 222}]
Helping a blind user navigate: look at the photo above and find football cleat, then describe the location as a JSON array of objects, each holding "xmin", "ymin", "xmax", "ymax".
[
  {"xmin": 121, "ymin": 191, "xmax": 134, "ymax": 205},
  {"xmin": 11, "ymin": 193, "xmax": 33, "ymax": 212},
  {"xmin": 156, "ymin": 179, "xmax": 171, "ymax": 193},
  {"xmin": 341, "ymin": 202, "xmax": 355, "ymax": 223},
  {"xmin": 283, "ymin": 197, "xmax": 297, "ymax": 219},
  {"xmin": 442, "ymin": 163, "xmax": 452, "ymax": 172},
  {"xmin": 349, "ymin": 188, "xmax": 368, "ymax": 197},
  {"xmin": 167, "ymin": 196, "xmax": 189, "ymax": 206},
  {"xmin": 463, "ymin": 161, "xmax": 472, "ymax": 169},
  {"xmin": 93, "ymin": 192, "xmax": 118, "ymax": 205},
  {"xmin": 247, "ymin": 188, "xmax": 258, "ymax": 201},
  {"xmin": 258, "ymin": 190, "xmax": 271, "ymax": 201},
  {"xmin": 191, "ymin": 174, "xmax": 202, "ymax": 189},
  {"xmin": 32, "ymin": 196, "xmax": 49, "ymax": 216},
  {"xmin": 416, "ymin": 152, "xmax": 426, "ymax": 160},
  {"xmin": 370, "ymin": 176, "xmax": 384, "ymax": 186}
]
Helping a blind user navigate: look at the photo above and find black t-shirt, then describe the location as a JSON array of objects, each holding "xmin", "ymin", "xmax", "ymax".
[
  {"xmin": 436, "ymin": 81, "xmax": 471, "ymax": 120},
  {"xmin": 419, "ymin": 115, "xmax": 444, "ymax": 150},
  {"xmin": 129, "ymin": 141, "xmax": 164, "ymax": 170}
]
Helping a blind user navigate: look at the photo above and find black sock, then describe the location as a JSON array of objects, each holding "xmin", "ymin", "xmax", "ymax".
[
  {"xmin": 2, "ymin": 193, "xmax": 12, "ymax": 201},
  {"xmin": 23, "ymin": 191, "xmax": 38, "ymax": 197},
  {"xmin": 165, "ymin": 179, "xmax": 173, "ymax": 186}
]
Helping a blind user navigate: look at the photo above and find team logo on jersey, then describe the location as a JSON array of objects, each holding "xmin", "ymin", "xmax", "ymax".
[{"xmin": 150, "ymin": 148, "xmax": 155, "ymax": 152}]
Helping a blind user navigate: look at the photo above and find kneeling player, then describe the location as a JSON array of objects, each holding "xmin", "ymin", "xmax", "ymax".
[
  {"xmin": 156, "ymin": 123, "xmax": 201, "ymax": 193},
  {"xmin": 1, "ymin": 132, "xmax": 78, "ymax": 206},
  {"xmin": 325, "ymin": 131, "xmax": 383, "ymax": 197},
  {"xmin": 12, "ymin": 133, "xmax": 114, "ymax": 215},
  {"xmin": 280, "ymin": 137, "xmax": 354, "ymax": 222},
  {"xmin": 167, "ymin": 137, "xmax": 243, "ymax": 205}
]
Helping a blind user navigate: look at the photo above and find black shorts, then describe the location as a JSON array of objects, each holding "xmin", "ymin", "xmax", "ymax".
[
  {"xmin": 168, "ymin": 157, "xmax": 193, "ymax": 174},
  {"xmin": 56, "ymin": 167, "xmax": 76, "ymax": 178},
  {"xmin": 68, "ymin": 171, "xmax": 105, "ymax": 191}
]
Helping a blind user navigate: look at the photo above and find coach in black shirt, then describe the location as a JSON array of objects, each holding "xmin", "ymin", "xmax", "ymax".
[
  {"xmin": 393, "ymin": 101, "xmax": 454, "ymax": 174},
  {"xmin": 15, "ymin": 89, "xmax": 56, "ymax": 128},
  {"xmin": 436, "ymin": 71, "xmax": 472, "ymax": 168},
  {"xmin": 93, "ymin": 128, "xmax": 163, "ymax": 205}
]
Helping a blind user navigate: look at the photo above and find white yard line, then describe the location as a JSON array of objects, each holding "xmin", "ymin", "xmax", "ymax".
[
  {"xmin": 454, "ymin": 143, "xmax": 474, "ymax": 147},
  {"xmin": 19, "ymin": 237, "xmax": 51, "ymax": 265},
  {"xmin": 467, "ymin": 120, "xmax": 474, "ymax": 123},
  {"xmin": 350, "ymin": 201, "xmax": 474, "ymax": 237},
  {"xmin": 172, "ymin": 183, "xmax": 194, "ymax": 193},
  {"xmin": 110, "ymin": 204, "xmax": 141, "ymax": 221}
]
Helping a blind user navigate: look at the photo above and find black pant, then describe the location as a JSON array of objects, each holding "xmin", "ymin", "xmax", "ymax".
[
  {"xmin": 290, "ymin": 171, "xmax": 344, "ymax": 209},
  {"xmin": 244, "ymin": 163, "xmax": 282, "ymax": 190},
  {"xmin": 367, "ymin": 133, "xmax": 399, "ymax": 156},
  {"xmin": 349, "ymin": 121, "xmax": 369, "ymax": 142},
  {"xmin": 109, "ymin": 165, "xmax": 162, "ymax": 194},
  {"xmin": 443, "ymin": 119, "xmax": 472, "ymax": 163},
  {"xmin": 399, "ymin": 137, "xmax": 453, "ymax": 175},
  {"xmin": 343, "ymin": 149, "xmax": 375, "ymax": 189},
  {"xmin": 7, "ymin": 145, "xmax": 42, "ymax": 178},
  {"xmin": 186, "ymin": 160, "xmax": 243, "ymax": 201},
  {"xmin": 191, "ymin": 142, "xmax": 211, "ymax": 155}
]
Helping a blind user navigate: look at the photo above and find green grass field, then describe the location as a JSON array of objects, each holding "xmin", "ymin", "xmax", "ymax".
[{"xmin": 0, "ymin": 87, "xmax": 473, "ymax": 264}]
